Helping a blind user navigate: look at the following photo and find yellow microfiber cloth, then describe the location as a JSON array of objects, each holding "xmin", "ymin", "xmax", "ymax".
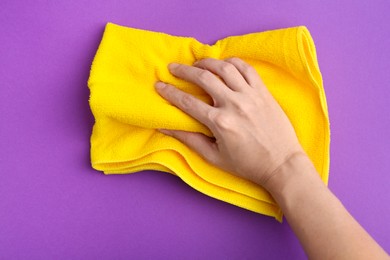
[{"xmin": 88, "ymin": 22, "xmax": 330, "ymax": 221}]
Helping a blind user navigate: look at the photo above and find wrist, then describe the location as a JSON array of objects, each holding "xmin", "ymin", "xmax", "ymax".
[{"xmin": 262, "ymin": 151, "xmax": 319, "ymax": 199}]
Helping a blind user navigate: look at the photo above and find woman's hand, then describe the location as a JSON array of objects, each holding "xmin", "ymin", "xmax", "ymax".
[
  {"xmin": 155, "ymin": 58, "xmax": 389, "ymax": 259},
  {"xmin": 155, "ymin": 57, "xmax": 305, "ymax": 189}
]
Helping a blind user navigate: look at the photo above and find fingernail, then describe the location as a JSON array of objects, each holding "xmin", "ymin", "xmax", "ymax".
[
  {"xmin": 168, "ymin": 63, "xmax": 179, "ymax": 70},
  {"xmin": 155, "ymin": 82, "xmax": 166, "ymax": 90}
]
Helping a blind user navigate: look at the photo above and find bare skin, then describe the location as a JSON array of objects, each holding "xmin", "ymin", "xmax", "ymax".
[{"xmin": 155, "ymin": 58, "xmax": 389, "ymax": 259}]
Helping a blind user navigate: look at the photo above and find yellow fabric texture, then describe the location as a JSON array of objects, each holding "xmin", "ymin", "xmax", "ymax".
[{"xmin": 88, "ymin": 22, "xmax": 330, "ymax": 221}]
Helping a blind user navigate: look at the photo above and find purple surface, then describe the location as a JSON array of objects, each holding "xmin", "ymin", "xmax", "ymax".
[{"xmin": 1, "ymin": 0, "xmax": 389, "ymax": 258}]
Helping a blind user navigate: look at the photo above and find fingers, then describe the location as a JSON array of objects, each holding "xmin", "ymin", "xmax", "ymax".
[
  {"xmin": 168, "ymin": 63, "xmax": 230, "ymax": 104},
  {"xmin": 158, "ymin": 129, "xmax": 219, "ymax": 165},
  {"xmin": 155, "ymin": 82, "xmax": 215, "ymax": 129},
  {"xmin": 224, "ymin": 57, "xmax": 263, "ymax": 88},
  {"xmin": 169, "ymin": 58, "xmax": 264, "ymax": 94},
  {"xmin": 193, "ymin": 58, "xmax": 248, "ymax": 92}
]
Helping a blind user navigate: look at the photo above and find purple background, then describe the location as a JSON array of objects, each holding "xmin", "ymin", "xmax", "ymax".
[{"xmin": 1, "ymin": 0, "xmax": 389, "ymax": 259}]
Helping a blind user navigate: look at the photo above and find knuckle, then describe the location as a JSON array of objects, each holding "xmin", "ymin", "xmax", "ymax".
[
  {"xmin": 233, "ymin": 95, "xmax": 256, "ymax": 115},
  {"xmin": 226, "ymin": 57, "xmax": 242, "ymax": 64},
  {"xmin": 180, "ymin": 94, "xmax": 193, "ymax": 109},
  {"xmin": 173, "ymin": 64, "xmax": 183, "ymax": 73},
  {"xmin": 167, "ymin": 88, "xmax": 181, "ymax": 104},
  {"xmin": 207, "ymin": 109, "xmax": 218, "ymax": 122},
  {"xmin": 220, "ymin": 63, "xmax": 236, "ymax": 75},
  {"xmin": 197, "ymin": 70, "xmax": 213, "ymax": 84},
  {"xmin": 194, "ymin": 59, "xmax": 208, "ymax": 69},
  {"xmin": 234, "ymin": 102, "xmax": 248, "ymax": 115},
  {"xmin": 162, "ymin": 84, "xmax": 174, "ymax": 98},
  {"xmin": 235, "ymin": 104, "xmax": 250, "ymax": 118},
  {"xmin": 214, "ymin": 114, "xmax": 231, "ymax": 129},
  {"xmin": 201, "ymin": 58, "xmax": 213, "ymax": 64},
  {"xmin": 243, "ymin": 64, "xmax": 256, "ymax": 75}
]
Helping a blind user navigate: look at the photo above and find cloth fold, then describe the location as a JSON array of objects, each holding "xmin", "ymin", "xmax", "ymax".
[{"xmin": 88, "ymin": 22, "xmax": 330, "ymax": 221}]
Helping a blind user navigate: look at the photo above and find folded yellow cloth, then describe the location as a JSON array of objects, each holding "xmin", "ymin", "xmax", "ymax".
[{"xmin": 88, "ymin": 22, "xmax": 330, "ymax": 221}]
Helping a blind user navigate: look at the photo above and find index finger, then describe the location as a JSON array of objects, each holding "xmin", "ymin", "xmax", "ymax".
[
  {"xmin": 155, "ymin": 82, "xmax": 216, "ymax": 130},
  {"xmin": 168, "ymin": 63, "xmax": 231, "ymax": 105}
]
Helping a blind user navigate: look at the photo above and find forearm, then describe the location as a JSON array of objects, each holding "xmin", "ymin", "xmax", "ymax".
[{"xmin": 264, "ymin": 152, "xmax": 388, "ymax": 259}]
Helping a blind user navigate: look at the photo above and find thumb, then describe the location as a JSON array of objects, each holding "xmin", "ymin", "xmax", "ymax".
[{"xmin": 158, "ymin": 129, "xmax": 219, "ymax": 165}]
